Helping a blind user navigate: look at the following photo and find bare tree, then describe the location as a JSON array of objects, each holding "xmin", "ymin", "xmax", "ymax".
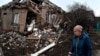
[{"xmin": 67, "ymin": 3, "xmax": 95, "ymax": 32}]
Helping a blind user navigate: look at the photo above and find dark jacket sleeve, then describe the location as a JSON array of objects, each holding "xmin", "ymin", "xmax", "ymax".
[{"xmin": 85, "ymin": 36, "xmax": 92, "ymax": 56}]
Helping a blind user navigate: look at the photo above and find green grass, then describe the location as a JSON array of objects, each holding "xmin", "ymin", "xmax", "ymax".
[{"xmin": 95, "ymin": 31, "xmax": 100, "ymax": 37}]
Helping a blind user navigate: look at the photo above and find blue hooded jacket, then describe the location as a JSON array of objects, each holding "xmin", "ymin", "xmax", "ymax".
[{"xmin": 70, "ymin": 32, "xmax": 92, "ymax": 56}]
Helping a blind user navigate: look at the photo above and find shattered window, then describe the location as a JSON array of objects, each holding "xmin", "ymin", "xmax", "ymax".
[
  {"xmin": 31, "ymin": 0, "xmax": 41, "ymax": 4},
  {"xmin": 45, "ymin": 13, "xmax": 49, "ymax": 23},
  {"xmin": 3, "ymin": 13, "xmax": 7, "ymax": 15},
  {"xmin": 13, "ymin": 13, "xmax": 19, "ymax": 24}
]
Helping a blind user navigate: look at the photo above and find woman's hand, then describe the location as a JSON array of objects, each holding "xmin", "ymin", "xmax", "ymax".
[
  {"xmin": 68, "ymin": 52, "xmax": 72, "ymax": 56},
  {"xmin": 68, "ymin": 54, "xmax": 71, "ymax": 56}
]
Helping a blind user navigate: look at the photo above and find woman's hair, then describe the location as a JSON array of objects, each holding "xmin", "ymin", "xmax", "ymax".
[{"xmin": 74, "ymin": 25, "xmax": 83, "ymax": 32}]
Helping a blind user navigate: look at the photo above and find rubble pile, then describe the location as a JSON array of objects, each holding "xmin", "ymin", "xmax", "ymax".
[
  {"xmin": 0, "ymin": 32, "xmax": 27, "ymax": 56},
  {"xmin": 0, "ymin": 28, "xmax": 68, "ymax": 56}
]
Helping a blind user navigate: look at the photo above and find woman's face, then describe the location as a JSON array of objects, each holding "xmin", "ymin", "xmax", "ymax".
[{"xmin": 73, "ymin": 29, "xmax": 81, "ymax": 37}]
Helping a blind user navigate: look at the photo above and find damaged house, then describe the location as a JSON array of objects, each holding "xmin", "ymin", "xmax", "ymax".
[
  {"xmin": 0, "ymin": 0, "xmax": 67, "ymax": 33},
  {"xmin": 0, "ymin": 0, "xmax": 70, "ymax": 56}
]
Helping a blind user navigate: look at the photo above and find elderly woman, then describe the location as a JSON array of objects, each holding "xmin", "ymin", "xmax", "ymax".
[{"xmin": 68, "ymin": 25, "xmax": 92, "ymax": 56}]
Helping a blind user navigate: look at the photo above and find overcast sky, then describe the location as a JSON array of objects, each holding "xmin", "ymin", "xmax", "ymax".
[{"xmin": 0, "ymin": 0, "xmax": 100, "ymax": 16}]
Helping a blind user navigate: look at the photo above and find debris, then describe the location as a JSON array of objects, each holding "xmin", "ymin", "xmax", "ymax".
[{"xmin": 31, "ymin": 42, "xmax": 55, "ymax": 56}]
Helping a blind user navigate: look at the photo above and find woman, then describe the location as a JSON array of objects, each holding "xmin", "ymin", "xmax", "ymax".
[{"xmin": 68, "ymin": 25, "xmax": 92, "ymax": 56}]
